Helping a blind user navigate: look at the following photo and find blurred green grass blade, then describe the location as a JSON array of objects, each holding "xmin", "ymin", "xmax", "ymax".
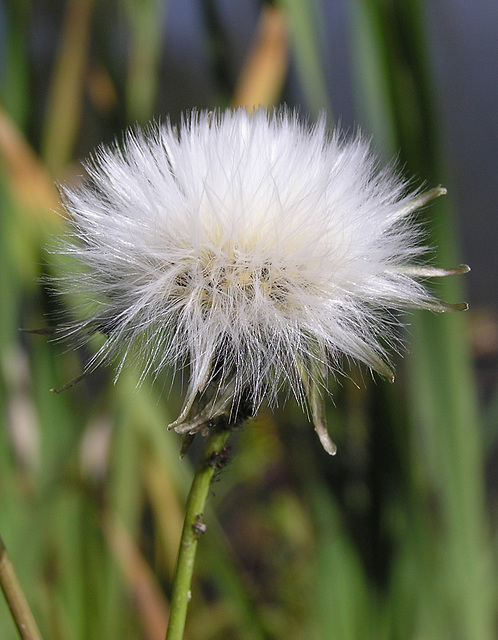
[
  {"xmin": 41, "ymin": 0, "xmax": 95, "ymax": 175},
  {"xmin": 277, "ymin": 0, "xmax": 331, "ymax": 116},
  {"xmin": 200, "ymin": 518, "xmax": 273, "ymax": 640},
  {"xmin": 51, "ymin": 491, "xmax": 91, "ymax": 640},
  {"xmin": 348, "ymin": 0, "xmax": 397, "ymax": 155},
  {"xmin": 408, "ymin": 313, "xmax": 494, "ymax": 639},
  {"xmin": 108, "ymin": 398, "xmax": 142, "ymax": 534},
  {"xmin": 349, "ymin": 1, "xmax": 495, "ymax": 638},
  {"xmin": 113, "ymin": 369, "xmax": 187, "ymax": 492},
  {"xmin": 1, "ymin": 3, "xmax": 30, "ymax": 130},
  {"xmin": 283, "ymin": 414, "xmax": 376, "ymax": 640},
  {"xmin": 0, "ymin": 175, "xmax": 22, "ymax": 355},
  {"xmin": 47, "ymin": 487, "xmax": 132, "ymax": 640},
  {"xmin": 386, "ymin": 505, "xmax": 445, "ymax": 640},
  {"xmin": 105, "ymin": 372, "xmax": 186, "ymax": 637},
  {"xmin": 102, "ymin": 380, "xmax": 144, "ymax": 638},
  {"xmin": 0, "ymin": 177, "xmax": 45, "ymax": 639},
  {"xmin": 30, "ymin": 338, "xmax": 85, "ymax": 491},
  {"xmin": 307, "ymin": 481, "xmax": 374, "ymax": 640},
  {"xmin": 122, "ymin": 0, "xmax": 167, "ymax": 124}
]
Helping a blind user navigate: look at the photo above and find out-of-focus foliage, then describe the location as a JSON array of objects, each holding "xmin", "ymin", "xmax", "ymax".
[{"xmin": 0, "ymin": 1, "xmax": 495, "ymax": 639}]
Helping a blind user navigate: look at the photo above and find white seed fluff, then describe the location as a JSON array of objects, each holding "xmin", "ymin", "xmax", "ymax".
[{"xmin": 54, "ymin": 107, "xmax": 466, "ymax": 450}]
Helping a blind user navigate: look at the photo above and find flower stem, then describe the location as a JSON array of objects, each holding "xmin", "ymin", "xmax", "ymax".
[
  {"xmin": 0, "ymin": 534, "xmax": 44, "ymax": 640},
  {"xmin": 165, "ymin": 424, "xmax": 231, "ymax": 640}
]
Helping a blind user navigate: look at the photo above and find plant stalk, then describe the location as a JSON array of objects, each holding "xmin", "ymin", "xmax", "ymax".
[
  {"xmin": 0, "ymin": 534, "xmax": 43, "ymax": 640},
  {"xmin": 165, "ymin": 424, "xmax": 231, "ymax": 640}
]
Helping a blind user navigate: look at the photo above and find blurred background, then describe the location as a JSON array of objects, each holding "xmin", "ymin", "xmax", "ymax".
[{"xmin": 0, "ymin": 1, "xmax": 497, "ymax": 639}]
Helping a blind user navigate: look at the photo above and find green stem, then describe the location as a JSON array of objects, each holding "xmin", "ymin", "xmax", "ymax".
[
  {"xmin": 165, "ymin": 425, "xmax": 231, "ymax": 640},
  {"xmin": 0, "ymin": 534, "xmax": 44, "ymax": 640}
]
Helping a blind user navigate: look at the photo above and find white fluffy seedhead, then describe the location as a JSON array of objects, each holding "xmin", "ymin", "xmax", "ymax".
[{"xmin": 54, "ymin": 107, "xmax": 467, "ymax": 452}]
